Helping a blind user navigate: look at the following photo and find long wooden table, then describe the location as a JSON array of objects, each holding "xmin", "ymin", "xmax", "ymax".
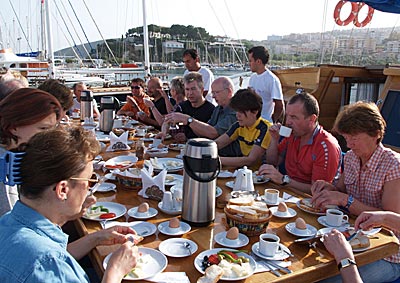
[{"xmin": 74, "ymin": 141, "xmax": 399, "ymax": 283}]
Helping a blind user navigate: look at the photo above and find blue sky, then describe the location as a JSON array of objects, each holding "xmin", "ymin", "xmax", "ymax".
[{"xmin": 1, "ymin": 0, "xmax": 400, "ymax": 52}]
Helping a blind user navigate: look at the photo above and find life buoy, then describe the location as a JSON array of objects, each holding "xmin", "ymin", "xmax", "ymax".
[
  {"xmin": 334, "ymin": 0, "xmax": 358, "ymax": 26},
  {"xmin": 353, "ymin": 2, "xmax": 374, "ymax": 27}
]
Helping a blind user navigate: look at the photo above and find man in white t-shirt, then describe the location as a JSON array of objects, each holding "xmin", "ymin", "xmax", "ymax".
[
  {"xmin": 183, "ymin": 48, "xmax": 215, "ymax": 105},
  {"xmin": 248, "ymin": 46, "xmax": 284, "ymax": 123}
]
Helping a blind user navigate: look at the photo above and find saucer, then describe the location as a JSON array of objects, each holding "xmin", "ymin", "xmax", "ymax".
[
  {"xmin": 104, "ymin": 221, "xmax": 157, "ymax": 237},
  {"xmin": 127, "ymin": 207, "xmax": 158, "ymax": 220},
  {"xmin": 285, "ymin": 222, "xmax": 317, "ymax": 237},
  {"xmin": 261, "ymin": 196, "xmax": 284, "ymax": 206},
  {"xmin": 158, "ymin": 202, "xmax": 182, "ymax": 216},
  {"xmin": 269, "ymin": 207, "xmax": 297, "ymax": 218},
  {"xmin": 104, "ymin": 173, "xmax": 116, "ymax": 181},
  {"xmin": 158, "ymin": 221, "xmax": 191, "ymax": 236},
  {"xmin": 218, "ymin": 170, "xmax": 234, "ymax": 178},
  {"xmin": 214, "ymin": 232, "xmax": 249, "ymax": 248},
  {"xmin": 225, "ymin": 180, "xmax": 234, "ymax": 189},
  {"xmin": 159, "ymin": 238, "xmax": 198, "ymax": 257},
  {"xmin": 251, "ymin": 242, "xmax": 290, "ymax": 261},
  {"xmin": 95, "ymin": 182, "xmax": 117, "ymax": 193},
  {"xmin": 317, "ymin": 216, "xmax": 350, "ymax": 228}
]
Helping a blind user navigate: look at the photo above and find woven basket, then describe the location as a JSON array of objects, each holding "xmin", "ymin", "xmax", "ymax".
[
  {"xmin": 224, "ymin": 207, "xmax": 272, "ymax": 236},
  {"xmin": 115, "ymin": 174, "xmax": 142, "ymax": 190}
]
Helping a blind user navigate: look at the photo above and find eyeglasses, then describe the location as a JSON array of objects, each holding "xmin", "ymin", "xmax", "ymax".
[
  {"xmin": 70, "ymin": 173, "xmax": 99, "ymax": 188},
  {"xmin": 212, "ymin": 88, "xmax": 227, "ymax": 95},
  {"xmin": 131, "ymin": 86, "xmax": 141, "ymax": 90}
]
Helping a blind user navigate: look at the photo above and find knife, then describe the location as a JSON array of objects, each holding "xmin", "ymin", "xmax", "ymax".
[
  {"xmin": 294, "ymin": 234, "xmax": 323, "ymax": 243},
  {"xmin": 264, "ymin": 260, "xmax": 293, "ymax": 274}
]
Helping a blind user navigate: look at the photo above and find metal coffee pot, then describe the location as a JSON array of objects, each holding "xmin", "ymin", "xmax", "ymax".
[
  {"xmin": 80, "ymin": 90, "xmax": 94, "ymax": 121},
  {"xmin": 233, "ymin": 166, "xmax": 254, "ymax": 191},
  {"xmin": 99, "ymin": 96, "xmax": 115, "ymax": 133}
]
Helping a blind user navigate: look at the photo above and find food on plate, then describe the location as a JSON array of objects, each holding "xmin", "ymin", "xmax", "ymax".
[
  {"xmin": 295, "ymin": 217, "xmax": 307, "ymax": 230},
  {"xmin": 342, "ymin": 230, "xmax": 370, "ymax": 250},
  {"xmin": 166, "ymin": 160, "xmax": 182, "ymax": 167},
  {"xmin": 200, "ymin": 250, "xmax": 252, "ymax": 278},
  {"xmin": 128, "ymin": 234, "xmax": 144, "ymax": 245},
  {"xmin": 169, "ymin": 217, "xmax": 180, "ymax": 228},
  {"xmin": 105, "ymin": 160, "xmax": 133, "ymax": 169},
  {"xmin": 298, "ymin": 198, "xmax": 324, "ymax": 214},
  {"xmin": 85, "ymin": 205, "xmax": 110, "ymax": 219},
  {"xmin": 226, "ymin": 200, "xmax": 270, "ymax": 220},
  {"xmin": 157, "ymin": 143, "xmax": 165, "ymax": 149},
  {"xmin": 277, "ymin": 202, "xmax": 288, "ymax": 212},
  {"xmin": 125, "ymin": 253, "xmax": 152, "ymax": 278},
  {"xmin": 228, "ymin": 197, "xmax": 254, "ymax": 206},
  {"xmin": 99, "ymin": 213, "xmax": 117, "ymax": 219},
  {"xmin": 197, "ymin": 265, "xmax": 224, "ymax": 283},
  {"xmin": 137, "ymin": 202, "xmax": 149, "ymax": 213},
  {"xmin": 165, "ymin": 175, "xmax": 175, "ymax": 182},
  {"xmin": 145, "ymin": 185, "xmax": 164, "ymax": 201},
  {"xmin": 226, "ymin": 227, "xmax": 239, "ymax": 240}
]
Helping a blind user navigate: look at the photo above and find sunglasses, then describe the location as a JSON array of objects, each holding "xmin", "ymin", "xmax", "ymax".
[
  {"xmin": 70, "ymin": 173, "xmax": 99, "ymax": 188},
  {"xmin": 131, "ymin": 86, "xmax": 141, "ymax": 90}
]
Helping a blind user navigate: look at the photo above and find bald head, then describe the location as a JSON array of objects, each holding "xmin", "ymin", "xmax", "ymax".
[
  {"xmin": 211, "ymin": 77, "xmax": 234, "ymax": 107},
  {"xmin": 147, "ymin": 77, "xmax": 163, "ymax": 98}
]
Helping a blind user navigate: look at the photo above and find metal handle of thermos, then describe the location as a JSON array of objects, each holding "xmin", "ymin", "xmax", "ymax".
[{"xmin": 183, "ymin": 155, "xmax": 220, "ymax": 182}]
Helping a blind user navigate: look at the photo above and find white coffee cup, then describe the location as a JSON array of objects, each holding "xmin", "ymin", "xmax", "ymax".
[
  {"xmin": 162, "ymin": 191, "xmax": 174, "ymax": 211},
  {"xmin": 259, "ymin": 233, "xmax": 280, "ymax": 257},
  {"xmin": 113, "ymin": 119, "xmax": 123, "ymax": 129},
  {"xmin": 136, "ymin": 128, "xmax": 146, "ymax": 136},
  {"xmin": 326, "ymin": 208, "xmax": 349, "ymax": 227},
  {"xmin": 152, "ymin": 138, "xmax": 162, "ymax": 148},
  {"xmin": 265, "ymin": 188, "xmax": 279, "ymax": 204},
  {"xmin": 279, "ymin": 126, "xmax": 292, "ymax": 137},
  {"xmin": 171, "ymin": 187, "xmax": 183, "ymax": 210}
]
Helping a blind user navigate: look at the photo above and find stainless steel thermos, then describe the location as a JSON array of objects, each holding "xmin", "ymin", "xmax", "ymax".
[
  {"xmin": 99, "ymin": 96, "xmax": 115, "ymax": 133},
  {"xmin": 181, "ymin": 138, "xmax": 220, "ymax": 226},
  {"xmin": 80, "ymin": 90, "xmax": 94, "ymax": 121}
]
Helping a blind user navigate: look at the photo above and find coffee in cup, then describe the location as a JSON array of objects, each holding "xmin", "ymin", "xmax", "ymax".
[
  {"xmin": 265, "ymin": 188, "xmax": 279, "ymax": 204},
  {"xmin": 326, "ymin": 208, "xmax": 349, "ymax": 227},
  {"xmin": 259, "ymin": 233, "xmax": 280, "ymax": 257}
]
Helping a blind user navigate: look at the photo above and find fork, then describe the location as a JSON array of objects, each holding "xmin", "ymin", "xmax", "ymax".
[
  {"xmin": 250, "ymin": 252, "xmax": 281, "ymax": 277},
  {"xmin": 88, "ymin": 176, "xmax": 106, "ymax": 196}
]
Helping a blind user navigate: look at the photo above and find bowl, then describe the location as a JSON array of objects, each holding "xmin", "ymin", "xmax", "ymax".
[{"xmin": 224, "ymin": 207, "xmax": 272, "ymax": 236}]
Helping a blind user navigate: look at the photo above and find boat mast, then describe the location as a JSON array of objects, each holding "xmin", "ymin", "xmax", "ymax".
[
  {"xmin": 44, "ymin": 0, "xmax": 55, "ymax": 79},
  {"xmin": 142, "ymin": 0, "xmax": 151, "ymax": 77}
]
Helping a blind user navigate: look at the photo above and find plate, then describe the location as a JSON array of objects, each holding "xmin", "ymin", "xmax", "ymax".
[
  {"xmin": 95, "ymin": 182, "xmax": 117, "ymax": 193},
  {"xmin": 225, "ymin": 180, "xmax": 234, "ymax": 189},
  {"xmin": 103, "ymin": 247, "xmax": 167, "ymax": 280},
  {"xmin": 194, "ymin": 248, "xmax": 256, "ymax": 281},
  {"xmin": 269, "ymin": 207, "xmax": 297, "ymax": 218},
  {"xmin": 146, "ymin": 149, "xmax": 169, "ymax": 158},
  {"xmin": 361, "ymin": 227, "xmax": 381, "ymax": 236},
  {"xmin": 164, "ymin": 174, "xmax": 183, "ymax": 186},
  {"xmin": 296, "ymin": 199, "xmax": 326, "ymax": 216},
  {"xmin": 253, "ymin": 175, "xmax": 270, "ymax": 184},
  {"xmin": 261, "ymin": 196, "xmax": 284, "ymax": 206},
  {"xmin": 141, "ymin": 137, "xmax": 154, "ymax": 142},
  {"xmin": 128, "ymin": 207, "xmax": 158, "ymax": 219},
  {"xmin": 168, "ymin": 143, "xmax": 185, "ymax": 151},
  {"xmin": 96, "ymin": 132, "xmax": 110, "ymax": 142},
  {"xmin": 104, "ymin": 221, "xmax": 157, "ymax": 237},
  {"xmin": 104, "ymin": 173, "xmax": 116, "ymax": 181},
  {"xmin": 218, "ymin": 170, "xmax": 234, "ymax": 178},
  {"xmin": 146, "ymin": 158, "xmax": 183, "ymax": 172},
  {"xmin": 157, "ymin": 202, "xmax": 182, "ymax": 216},
  {"xmin": 317, "ymin": 216, "xmax": 350, "ymax": 228},
  {"xmin": 214, "ymin": 232, "xmax": 249, "ymax": 248},
  {"xmin": 317, "ymin": 228, "xmax": 371, "ymax": 252},
  {"xmin": 251, "ymin": 242, "xmax": 291, "ymax": 261},
  {"xmin": 104, "ymin": 155, "xmax": 138, "ymax": 170},
  {"xmin": 285, "ymin": 222, "xmax": 317, "ymax": 237},
  {"xmin": 158, "ymin": 220, "xmax": 191, "ymax": 236},
  {"xmin": 216, "ymin": 186, "xmax": 223, "ymax": 198},
  {"xmin": 159, "ymin": 238, "xmax": 198, "ymax": 257},
  {"xmin": 82, "ymin": 202, "xmax": 126, "ymax": 221}
]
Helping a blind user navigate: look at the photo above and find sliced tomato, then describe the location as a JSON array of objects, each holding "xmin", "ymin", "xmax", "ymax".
[
  {"xmin": 208, "ymin": 254, "xmax": 220, "ymax": 265},
  {"xmin": 99, "ymin": 213, "xmax": 116, "ymax": 219}
]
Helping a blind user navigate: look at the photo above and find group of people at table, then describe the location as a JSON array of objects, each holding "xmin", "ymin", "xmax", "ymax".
[{"xmin": 0, "ymin": 46, "xmax": 398, "ymax": 283}]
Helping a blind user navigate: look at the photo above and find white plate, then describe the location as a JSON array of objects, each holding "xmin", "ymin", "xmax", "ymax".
[
  {"xmin": 214, "ymin": 232, "xmax": 249, "ymax": 248},
  {"xmin": 145, "ymin": 158, "xmax": 183, "ymax": 172},
  {"xmin": 168, "ymin": 143, "xmax": 185, "ymax": 151},
  {"xmin": 157, "ymin": 202, "xmax": 182, "ymax": 216},
  {"xmin": 218, "ymin": 170, "xmax": 234, "ymax": 178},
  {"xmin": 225, "ymin": 180, "xmax": 234, "ymax": 189},
  {"xmin": 253, "ymin": 176, "xmax": 270, "ymax": 184},
  {"xmin": 104, "ymin": 155, "xmax": 138, "ymax": 170},
  {"xmin": 317, "ymin": 216, "xmax": 350, "ymax": 228},
  {"xmin": 270, "ymin": 207, "xmax": 297, "ymax": 218},
  {"xmin": 194, "ymin": 248, "xmax": 256, "ymax": 281},
  {"xmin": 158, "ymin": 221, "xmax": 191, "ymax": 236},
  {"xmin": 104, "ymin": 221, "xmax": 157, "ymax": 237},
  {"xmin": 95, "ymin": 182, "xmax": 117, "ymax": 193},
  {"xmin": 82, "ymin": 202, "xmax": 126, "ymax": 221},
  {"xmin": 159, "ymin": 238, "xmax": 198, "ymax": 257},
  {"xmin": 251, "ymin": 242, "xmax": 291, "ymax": 261},
  {"xmin": 296, "ymin": 198, "xmax": 335, "ymax": 216},
  {"xmin": 104, "ymin": 173, "xmax": 116, "ymax": 181},
  {"xmin": 96, "ymin": 132, "xmax": 110, "ymax": 142},
  {"xmin": 103, "ymin": 247, "xmax": 167, "ymax": 280},
  {"xmin": 285, "ymin": 222, "xmax": 317, "ymax": 237},
  {"xmin": 146, "ymin": 149, "xmax": 169, "ymax": 158},
  {"xmin": 216, "ymin": 186, "xmax": 223, "ymax": 198},
  {"xmin": 261, "ymin": 196, "xmax": 285, "ymax": 206},
  {"xmin": 361, "ymin": 227, "xmax": 381, "ymax": 236},
  {"xmin": 164, "ymin": 174, "xmax": 183, "ymax": 186},
  {"xmin": 128, "ymin": 207, "xmax": 158, "ymax": 220},
  {"xmin": 317, "ymin": 228, "xmax": 371, "ymax": 252}
]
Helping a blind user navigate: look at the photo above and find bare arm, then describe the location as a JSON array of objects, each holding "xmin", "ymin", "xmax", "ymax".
[
  {"xmin": 189, "ymin": 119, "xmax": 219, "ymax": 139},
  {"xmin": 355, "ymin": 211, "xmax": 400, "ymax": 232},
  {"xmin": 220, "ymin": 145, "xmax": 265, "ymax": 168},
  {"xmin": 272, "ymin": 99, "xmax": 284, "ymax": 123},
  {"xmin": 215, "ymin": 133, "xmax": 232, "ymax": 150}
]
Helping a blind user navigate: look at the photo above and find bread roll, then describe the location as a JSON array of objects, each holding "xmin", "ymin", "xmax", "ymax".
[
  {"xmin": 226, "ymin": 227, "xmax": 239, "ymax": 240},
  {"xmin": 197, "ymin": 265, "xmax": 224, "ymax": 283},
  {"xmin": 295, "ymin": 217, "xmax": 307, "ymax": 230},
  {"xmin": 277, "ymin": 202, "xmax": 288, "ymax": 212},
  {"xmin": 169, "ymin": 217, "xmax": 180, "ymax": 228},
  {"xmin": 350, "ymin": 234, "xmax": 370, "ymax": 249},
  {"xmin": 138, "ymin": 202, "xmax": 149, "ymax": 213}
]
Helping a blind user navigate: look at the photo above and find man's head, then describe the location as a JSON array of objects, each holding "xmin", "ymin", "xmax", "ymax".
[
  {"xmin": 211, "ymin": 77, "xmax": 234, "ymax": 108},
  {"xmin": 183, "ymin": 72, "xmax": 204, "ymax": 106},
  {"xmin": 248, "ymin": 46, "xmax": 269, "ymax": 73},
  {"xmin": 0, "ymin": 79, "xmax": 25, "ymax": 101},
  {"xmin": 147, "ymin": 77, "xmax": 163, "ymax": 99},
  {"xmin": 229, "ymin": 88, "xmax": 262, "ymax": 127},
  {"xmin": 285, "ymin": 92, "xmax": 319, "ymax": 137},
  {"xmin": 131, "ymin": 78, "xmax": 146, "ymax": 98},
  {"xmin": 183, "ymin": 49, "xmax": 201, "ymax": 72},
  {"xmin": 38, "ymin": 79, "xmax": 73, "ymax": 113},
  {"xmin": 72, "ymin": 82, "xmax": 87, "ymax": 100}
]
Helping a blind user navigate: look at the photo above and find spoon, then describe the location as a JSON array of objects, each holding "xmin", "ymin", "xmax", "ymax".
[{"xmin": 183, "ymin": 241, "xmax": 192, "ymax": 255}]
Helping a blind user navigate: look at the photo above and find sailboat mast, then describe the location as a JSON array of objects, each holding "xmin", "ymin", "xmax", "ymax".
[
  {"xmin": 142, "ymin": 0, "xmax": 150, "ymax": 77},
  {"xmin": 44, "ymin": 0, "xmax": 55, "ymax": 79}
]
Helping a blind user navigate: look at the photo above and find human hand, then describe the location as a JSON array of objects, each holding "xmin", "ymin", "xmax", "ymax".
[
  {"xmin": 93, "ymin": 225, "xmax": 137, "ymax": 246},
  {"xmin": 78, "ymin": 195, "xmax": 97, "ymax": 218},
  {"xmin": 323, "ymin": 229, "xmax": 354, "ymax": 263},
  {"xmin": 174, "ymin": 132, "xmax": 187, "ymax": 143},
  {"xmin": 105, "ymin": 242, "xmax": 139, "ymax": 280},
  {"xmin": 269, "ymin": 123, "xmax": 281, "ymax": 140},
  {"xmin": 355, "ymin": 211, "xmax": 385, "ymax": 231},
  {"xmin": 137, "ymin": 111, "xmax": 147, "ymax": 121},
  {"xmin": 158, "ymin": 88, "xmax": 168, "ymax": 98},
  {"xmin": 258, "ymin": 164, "xmax": 282, "ymax": 184},
  {"xmin": 311, "ymin": 190, "xmax": 347, "ymax": 210},
  {"xmin": 311, "ymin": 180, "xmax": 335, "ymax": 195},
  {"xmin": 143, "ymin": 97, "xmax": 154, "ymax": 108},
  {"xmin": 165, "ymin": 112, "xmax": 188, "ymax": 125}
]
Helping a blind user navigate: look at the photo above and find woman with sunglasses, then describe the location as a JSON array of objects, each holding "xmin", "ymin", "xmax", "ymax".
[
  {"xmin": 0, "ymin": 127, "xmax": 139, "ymax": 282},
  {"xmin": 117, "ymin": 78, "xmax": 151, "ymax": 119}
]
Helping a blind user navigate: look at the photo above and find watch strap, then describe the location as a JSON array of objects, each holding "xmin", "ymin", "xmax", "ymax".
[
  {"xmin": 338, "ymin": 258, "xmax": 356, "ymax": 271},
  {"xmin": 345, "ymin": 194, "xmax": 354, "ymax": 210}
]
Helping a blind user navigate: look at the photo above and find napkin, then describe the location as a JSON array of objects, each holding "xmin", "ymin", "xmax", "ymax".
[
  {"xmin": 254, "ymin": 260, "xmax": 292, "ymax": 273},
  {"xmin": 282, "ymin": 192, "xmax": 301, "ymax": 204},
  {"xmin": 106, "ymin": 132, "xmax": 130, "ymax": 152},
  {"xmin": 138, "ymin": 165, "xmax": 167, "ymax": 201},
  {"xmin": 146, "ymin": 272, "xmax": 190, "ymax": 283}
]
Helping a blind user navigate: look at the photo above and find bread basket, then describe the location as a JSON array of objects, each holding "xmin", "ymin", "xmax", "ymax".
[
  {"xmin": 115, "ymin": 168, "xmax": 142, "ymax": 190},
  {"xmin": 224, "ymin": 207, "xmax": 272, "ymax": 236}
]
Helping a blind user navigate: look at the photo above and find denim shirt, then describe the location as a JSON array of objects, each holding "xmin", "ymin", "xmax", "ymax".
[{"xmin": 0, "ymin": 201, "xmax": 89, "ymax": 283}]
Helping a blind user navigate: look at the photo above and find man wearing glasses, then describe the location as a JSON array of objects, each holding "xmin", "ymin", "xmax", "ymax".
[{"xmin": 117, "ymin": 78, "xmax": 150, "ymax": 119}]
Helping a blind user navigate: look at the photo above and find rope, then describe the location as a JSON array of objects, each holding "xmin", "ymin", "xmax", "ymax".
[
  {"xmin": 67, "ymin": 0, "xmax": 94, "ymax": 54},
  {"xmin": 8, "ymin": 0, "xmax": 33, "ymax": 53},
  {"xmin": 80, "ymin": 0, "xmax": 119, "ymax": 65}
]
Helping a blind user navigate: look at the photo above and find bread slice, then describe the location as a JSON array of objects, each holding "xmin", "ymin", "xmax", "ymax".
[
  {"xmin": 228, "ymin": 197, "xmax": 254, "ymax": 206},
  {"xmin": 350, "ymin": 234, "xmax": 370, "ymax": 249},
  {"xmin": 197, "ymin": 265, "xmax": 224, "ymax": 283},
  {"xmin": 226, "ymin": 204, "xmax": 257, "ymax": 216},
  {"xmin": 250, "ymin": 202, "xmax": 270, "ymax": 214}
]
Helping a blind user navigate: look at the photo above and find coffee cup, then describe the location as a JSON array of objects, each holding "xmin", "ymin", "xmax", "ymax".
[
  {"xmin": 162, "ymin": 191, "xmax": 174, "ymax": 211},
  {"xmin": 259, "ymin": 233, "xmax": 280, "ymax": 257},
  {"xmin": 264, "ymin": 188, "xmax": 279, "ymax": 204},
  {"xmin": 171, "ymin": 187, "xmax": 183, "ymax": 210},
  {"xmin": 136, "ymin": 128, "xmax": 146, "ymax": 136},
  {"xmin": 326, "ymin": 208, "xmax": 349, "ymax": 227},
  {"xmin": 279, "ymin": 126, "xmax": 292, "ymax": 137},
  {"xmin": 152, "ymin": 138, "xmax": 162, "ymax": 148}
]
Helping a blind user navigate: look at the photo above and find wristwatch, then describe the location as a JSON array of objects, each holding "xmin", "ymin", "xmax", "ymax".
[
  {"xmin": 338, "ymin": 258, "xmax": 356, "ymax": 271},
  {"xmin": 281, "ymin": 175, "xmax": 291, "ymax": 186},
  {"xmin": 187, "ymin": 117, "xmax": 193, "ymax": 125},
  {"xmin": 345, "ymin": 194, "xmax": 354, "ymax": 210}
]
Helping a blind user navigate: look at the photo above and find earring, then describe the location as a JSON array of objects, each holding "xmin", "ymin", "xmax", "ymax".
[{"xmin": 64, "ymin": 197, "xmax": 68, "ymax": 201}]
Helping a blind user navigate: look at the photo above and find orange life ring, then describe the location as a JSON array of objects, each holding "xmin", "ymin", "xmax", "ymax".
[
  {"xmin": 334, "ymin": 0, "xmax": 358, "ymax": 26},
  {"xmin": 353, "ymin": 3, "xmax": 374, "ymax": 27}
]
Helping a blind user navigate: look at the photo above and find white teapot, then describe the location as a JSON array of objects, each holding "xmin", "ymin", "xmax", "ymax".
[{"xmin": 233, "ymin": 166, "xmax": 254, "ymax": 191}]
